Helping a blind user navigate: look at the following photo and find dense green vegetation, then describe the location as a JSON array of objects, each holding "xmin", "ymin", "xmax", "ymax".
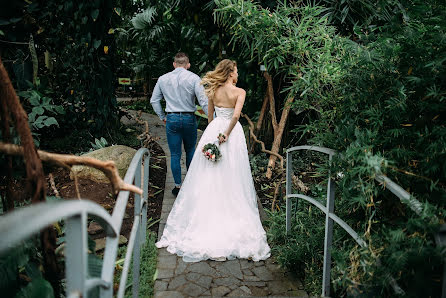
[{"xmin": 1, "ymin": 0, "xmax": 445, "ymax": 296}]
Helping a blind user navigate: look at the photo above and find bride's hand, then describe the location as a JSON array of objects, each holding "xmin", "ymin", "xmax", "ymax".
[{"xmin": 218, "ymin": 133, "xmax": 227, "ymax": 144}]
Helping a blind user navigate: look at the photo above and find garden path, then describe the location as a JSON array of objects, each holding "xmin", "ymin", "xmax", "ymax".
[{"xmin": 122, "ymin": 109, "xmax": 308, "ymax": 297}]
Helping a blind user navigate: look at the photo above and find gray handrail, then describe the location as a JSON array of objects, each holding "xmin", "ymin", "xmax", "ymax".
[
  {"xmin": 0, "ymin": 147, "xmax": 150, "ymax": 298},
  {"xmin": 286, "ymin": 146, "xmax": 406, "ymax": 297},
  {"xmin": 0, "ymin": 200, "xmax": 117, "ymax": 254}
]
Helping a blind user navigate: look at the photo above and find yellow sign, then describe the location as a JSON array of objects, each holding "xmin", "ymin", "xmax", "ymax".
[{"xmin": 118, "ymin": 78, "xmax": 131, "ymax": 85}]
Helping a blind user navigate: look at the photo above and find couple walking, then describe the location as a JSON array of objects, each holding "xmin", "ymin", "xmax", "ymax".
[{"xmin": 150, "ymin": 52, "xmax": 270, "ymax": 263}]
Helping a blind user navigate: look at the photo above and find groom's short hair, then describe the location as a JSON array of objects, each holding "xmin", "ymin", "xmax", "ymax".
[{"xmin": 174, "ymin": 52, "xmax": 189, "ymax": 66}]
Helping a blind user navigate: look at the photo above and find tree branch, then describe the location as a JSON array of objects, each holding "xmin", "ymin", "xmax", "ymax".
[
  {"xmin": 241, "ymin": 113, "xmax": 283, "ymax": 170},
  {"xmin": 263, "ymin": 72, "xmax": 278, "ymax": 133},
  {"xmin": 0, "ymin": 142, "xmax": 143, "ymax": 196}
]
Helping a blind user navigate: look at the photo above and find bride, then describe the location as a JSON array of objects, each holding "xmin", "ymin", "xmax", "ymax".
[{"xmin": 155, "ymin": 59, "xmax": 271, "ymax": 262}]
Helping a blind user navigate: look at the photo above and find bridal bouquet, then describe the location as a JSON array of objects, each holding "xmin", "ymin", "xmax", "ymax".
[{"xmin": 202, "ymin": 134, "xmax": 224, "ymax": 162}]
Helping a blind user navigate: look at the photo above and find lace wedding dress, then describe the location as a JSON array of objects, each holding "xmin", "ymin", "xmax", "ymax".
[{"xmin": 156, "ymin": 107, "xmax": 271, "ymax": 262}]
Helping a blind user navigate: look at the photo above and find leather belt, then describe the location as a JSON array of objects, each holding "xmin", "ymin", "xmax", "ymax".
[{"xmin": 166, "ymin": 112, "xmax": 195, "ymax": 115}]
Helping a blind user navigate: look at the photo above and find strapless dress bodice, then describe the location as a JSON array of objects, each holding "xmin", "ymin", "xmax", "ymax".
[{"xmin": 215, "ymin": 106, "xmax": 234, "ymax": 119}]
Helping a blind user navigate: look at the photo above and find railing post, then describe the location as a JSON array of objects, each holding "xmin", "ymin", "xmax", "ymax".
[
  {"xmin": 322, "ymin": 155, "xmax": 335, "ymax": 297},
  {"xmin": 286, "ymin": 151, "xmax": 293, "ymax": 234},
  {"xmin": 65, "ymin": 212, "xmax": 88, "ymax": 297},
  {"xmin": 133, "ymin": 162, "xmax": 142, "ymax": 298},
  {"xmin": 141, "ymin": 154, "xmax": 150, "ymax": 245}
]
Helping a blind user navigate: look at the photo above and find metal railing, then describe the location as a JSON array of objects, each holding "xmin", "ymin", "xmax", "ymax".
[
  {"xmin": 285, "ymin": 145, "xmax": 429, "ymax": 297},
  {"xmin": 0, "ymin": 148, "xmax": 150, "ymax": 298}
]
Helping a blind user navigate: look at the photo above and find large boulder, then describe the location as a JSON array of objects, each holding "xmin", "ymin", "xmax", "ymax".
[{"xmin": 71, "ymin": 145, "xmax": 137, "ymax": 183}]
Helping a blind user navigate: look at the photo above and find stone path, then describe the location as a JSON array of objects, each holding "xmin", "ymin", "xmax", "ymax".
[{"xmin": 121, "ymin": 108, "xmax": 308, "ymax": 297}]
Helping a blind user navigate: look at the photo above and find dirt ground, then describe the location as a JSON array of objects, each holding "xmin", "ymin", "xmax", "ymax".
[{"xmin": 0, "ymin": 142, "xmax": 166, "ymax": 240}]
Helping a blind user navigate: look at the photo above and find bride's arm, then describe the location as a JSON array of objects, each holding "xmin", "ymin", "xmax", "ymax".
[
  {"xmin": 220, "ymin": 89, "xmax": 246, "ymax": 143},
  {"xmin": 208, "ymin": 98, "xmax": 214, "ymax": 124}
]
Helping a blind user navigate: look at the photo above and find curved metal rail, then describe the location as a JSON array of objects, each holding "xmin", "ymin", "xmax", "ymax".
[
  {"xmin": 0, "ymin": 148, "xmax": 150, "ymax": 298},
  {"xmin": 286, "ymin": 146, "xmax": 407, "ymax": 297}
]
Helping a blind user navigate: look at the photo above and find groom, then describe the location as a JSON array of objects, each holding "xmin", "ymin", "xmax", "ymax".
[{"xmin": 150, "ymin": 52, "xmax": 208, "ymax": 196}]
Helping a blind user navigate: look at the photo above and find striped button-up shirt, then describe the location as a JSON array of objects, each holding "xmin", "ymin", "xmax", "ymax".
[{"xmin": 150, "ymin": 67, "xmax": 209, "ymax": 121}]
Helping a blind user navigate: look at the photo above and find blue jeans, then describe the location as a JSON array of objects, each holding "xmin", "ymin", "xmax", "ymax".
[{"xmin": 166, "ymin": 113, "xmax": 197, "ymax": 186}]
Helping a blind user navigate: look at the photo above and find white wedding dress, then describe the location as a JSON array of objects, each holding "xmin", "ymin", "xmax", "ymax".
[{"xmin": 156, "ymin": 107, "xmax": 271, "ymax": 262}]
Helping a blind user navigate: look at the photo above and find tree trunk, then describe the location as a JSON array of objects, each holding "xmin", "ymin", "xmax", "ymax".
[
  {"xmin": 249, "ymin": 92, "xmax": 269, "ymax": 153},
  {"xmin": 266, "ymin": 96, "xmax": 294, "ymax": 179},
  {"xmin": 263, "ymin": 72, "xmax": 294, "ymax": 179},
  {"xmin": 0, "ymin": 88, "xmax": 14, "ymax": 212},
  {"xmin": 0, "ymin": 56, "xmax": 61, "ymax": 296}
]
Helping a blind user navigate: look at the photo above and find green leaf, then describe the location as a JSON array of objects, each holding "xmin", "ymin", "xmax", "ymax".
[
  {"xmin": 93, "ymin": 39, "xmax": 101, "ymax": 49},
  {"xmin": 91, "ymin": 9, "xmax": 99, "ymax": 21},
  {"xmin": 15, "ymin": 278, "xmax": 54, "ymax": 298},
  {"xmin": 88, "ymin": 254, "xmax": 103, "ymax": 278},
  {"xmin": 33, "ymin": 106, "xmax": 45, "ymax": 115},
  {"xmin": 43, "ymin": 117, "xmax": 59, "ymax": 127}
]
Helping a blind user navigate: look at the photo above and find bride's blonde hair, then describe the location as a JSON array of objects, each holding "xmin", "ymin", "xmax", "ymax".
[{"xmin": 201, "ymin": 59, "xmax": 237, "ymax": 99}]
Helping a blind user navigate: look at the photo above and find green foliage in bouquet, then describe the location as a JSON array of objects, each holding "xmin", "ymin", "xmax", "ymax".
[{"xmin": 202, "ymin": 143, "xmax": 222, "ymax": 162}]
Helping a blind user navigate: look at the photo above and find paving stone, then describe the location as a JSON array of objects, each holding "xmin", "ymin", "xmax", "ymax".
[
  {"xmin": 178, "ymin": 283, "xmax": 206, "ymax": 297},
  {"xmin": 214, "ymin": 277, "xmax": 241, "ymax": 287},
  {"xmin": 157, "ymin": 268, "xmax": 175, "ymax": 279},
  {"xmin": 158, "ymin": 255, "xmax": 177, "ymax": 269},
  {"xmin": 252, "ymin": 266, "xmax": 274, "ymax": 281},
  {"xmin": 211, "ymin": 285, "xmax": 231, "ymax": 296},
  {"xmin": 289, "ymin": 290, "xmax": 309, "ymax": 297},
  {"xmin": 188, "ymin": 262, "xmax": 215, "ymax": 275},
  {"xmin": 185, "ymin": 272, "xmax": 201, "ymax": 282},
  {"xmin": 242, "ymin": 269, "xmax": 254, "ymax": 276},
  {"xmin": 267, "ymin": 280, "xmax": 294, "ymax": 295},
  {"xmin": 240, "ymin": 285, "xmax": 252, "ymax": 294},
  {"xmin": 249, "ymin": 286, "xmax": 269, "ymax": 296},
  {"xmin": 240, "ymin": 259, "xmax": 253, "ymax": 270},
  {"xmin": 254, "ymin": 260, "xmax": 265, "ymax": 266},
  {"xmin": 154, "ymin": 281, "xmax": 168, "ymax": 291},
  {"xmin": 244, "ymin": 275, "xmax": 261, "ymax": 282},
  {"xmin": 168, "ymin": 275, "xmax": 187, "ymax": 290},
  {"xmin": 244, "ymin": 281, "xmax": 267, "ymax": 287},
  {"xmin": 158, "ymin": 248, "xmax": 171, "ymax": 256},
  {"xmin": 196, "ymin": 275, "xmax": 212, "ymax": 288},
  {"xmin": 229, "ymin": 284, "xmax": 238, "ymax": 290},
  {"xmin": 202, "ymin": 290, "xmax": 211, "ymax": 296},
  {"xmin": 154, "ymin": 291, "xmax": 184, "ymax": 298},
  {"xmin": 227, "ymin": 288, "xmax": 250, "ymax": 296},
  {"xmin": 175, "ymin": 259, "xmax": 188, "ymax": 275},
  {"xmin": 218, "ymin": 260, "xmax": 243, "ymax": 279}
]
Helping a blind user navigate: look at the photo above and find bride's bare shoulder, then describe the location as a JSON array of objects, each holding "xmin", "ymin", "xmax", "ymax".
[{"xmin": 233, "ymin": 86, "xmax": 246, "ymax": 96}]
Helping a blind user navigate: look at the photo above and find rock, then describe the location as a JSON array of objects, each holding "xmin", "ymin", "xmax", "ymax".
[
  {"xmin": 157, "ymin": 268, "xmax": 175, "ymax": 279},
  {"xmin": 168, "ymin": 275, "xmax": 187, "ymax": 290},
  {"xmin": 94, "ymin": 235, "xmax": 127, "ymax": 252},
  {"xmin": 158, "ymin": 255, "xmax": 177, "ymax": 269},
  {"xmin": 177, "ymin": 283, "xmax": 206, "ymax": 297},
  {"xmin": 214, "ymin": 277, "xmax": 241, "ymax": 287},
  {"xmin": 188, "ymin": 262, "xmax": 215, "ymax": 276},
  {"xmin": 252, "ymin": 266, "xmax": 274, "ymax": 281},
  {"xmin": 185, "ymin": 272, "xmax": 201, "ymax": 282},
  {"xmin": 219, "ymin": 260, "xmax": 243, "ymax": 279},
  {"xmin": 88, "ymin": 221, "xmax": 103, "ymax": 235},
  {"xmin": 227, "ymin": 288, "xmax": 250, "ymax": 296},
  {"xmin": 249, "ymin": 286, "xmax": 269, "ymax": 296},
  {"xmin": 211, "ymin": 286, "xmax": 231, "ymax": 296},
  {"xmin": 154, "ymin": 291, "xmax": 184, "ymax": 298},
  {"xmin": 154, "ymin": 281, "xmax": 168, "ymax": 291},
  {"xmin": 196, "ymin": 275, "xmax": 212, "ymax": 288},
  {"xmin": 71, "ymin": 145, "xmax": 137, "ymax": 183},
  {"xmin": 175, "ymin": 259, "xmax": 188, "ymax": 275},
  {"xmin": 240, "ymin": 285, "xmax": 252, "ymax": 294}
]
